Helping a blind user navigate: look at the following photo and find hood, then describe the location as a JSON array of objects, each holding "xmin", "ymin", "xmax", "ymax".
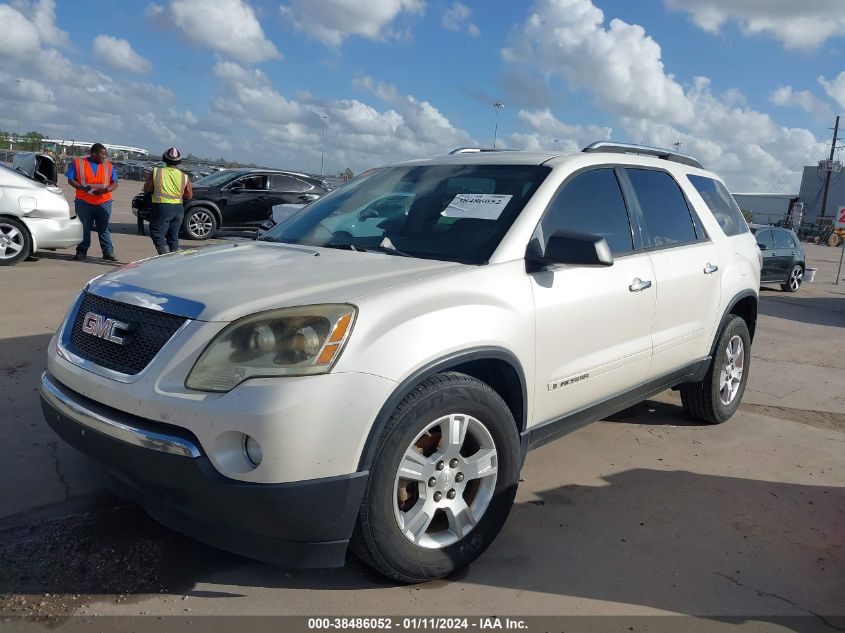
[{"xmin": 87, "ymin": 241, "xmax": 463, "ymax": 322}]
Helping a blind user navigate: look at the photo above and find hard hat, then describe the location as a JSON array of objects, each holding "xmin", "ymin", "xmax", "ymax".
[{"xmin": 162, "ymin": 147, "xmax": 182, "ymax": 164}]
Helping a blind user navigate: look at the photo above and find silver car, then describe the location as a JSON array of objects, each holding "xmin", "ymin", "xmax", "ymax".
[{"xmin": 0, "ymin": 154, "xmax": 81, "ymax": 266}]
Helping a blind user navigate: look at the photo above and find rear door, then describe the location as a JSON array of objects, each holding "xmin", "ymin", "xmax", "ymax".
[
  {"xmin": 772, "ymin": 229, "xmax": 797, "ymax": 281},
  {"xmin": 530, "ymin": 167, "xmax": 655, "ymax": 424},
  {"xmin": 754, "ymin": 229, "xmax": 777, "ymax": 281},
  {"xmin": 621, "ymin": 168, "xmax": 722, "ymax": 379},
  {"xmin": 269, "ymin": 174, "xmax": 322, "ymax": 207}
]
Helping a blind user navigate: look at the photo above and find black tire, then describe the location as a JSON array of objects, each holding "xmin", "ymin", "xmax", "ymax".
[
  {"xmin": 0, "ymin": 217, "xmax": 32, "ymax": 266},
  {"xmin": 351, "ymin": 372, "xmax": 520, "ymax": 583},
  {"xmin": 781, "ymin": 264, "xmax": 803, "ymax": 292},
  {"xmin": 182, "ymin": 207, "xmax": 218, "ymax": 240},
  {"xmin": 680, "ymin": 315, "xmax": 751, "ymax": 425}
]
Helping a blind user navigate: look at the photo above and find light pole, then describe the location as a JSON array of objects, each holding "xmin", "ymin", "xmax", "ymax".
[
  {"xmin": 553, "ymin": 138, "xmax": 559, "ymax": 151},
  {"xmin": 320, "ymin": 115, "xmax": 328, "ymax": 176},
  {"xmin": 15, "ymin": 79, "xmax": 22, "ymax": 137},
  {"xmin": 673, "ymin": 140, "xmax": 683, "ymax": 152},
  {"xmin": 493, "ymin": 101, "xmax": 504, "ymax": 148}
]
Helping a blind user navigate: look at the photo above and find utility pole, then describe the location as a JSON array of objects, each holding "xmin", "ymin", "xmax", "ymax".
[
  {"xmin": 15, "ymin": 79, "xmax": 22, "ymax": 137},
  {"xmin": 493, "ymin": 101, "xmax": 504, "ymax": 148},
  {"xmin": 320, "ymin": 115, "xmax": 328, "ymax": 176},
  {"xmin": 819, "ymin": 115, "xmax": 840, "ymax": 219}
]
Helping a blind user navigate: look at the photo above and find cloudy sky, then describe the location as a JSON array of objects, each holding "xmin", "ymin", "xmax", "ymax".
[{"xmin": 2, "ymin": 0, "xmax": 845, "ymax": 191}]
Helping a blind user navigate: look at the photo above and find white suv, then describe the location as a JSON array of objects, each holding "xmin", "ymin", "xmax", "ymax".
[{"xmin": 41, "ymin": 143, "xmax": 760, "ymax": 582}]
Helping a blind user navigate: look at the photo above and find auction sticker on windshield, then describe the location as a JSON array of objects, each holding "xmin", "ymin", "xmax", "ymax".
[{"xmin": 442, "ymin": 194, "xmax": 512, "ymax": 220}]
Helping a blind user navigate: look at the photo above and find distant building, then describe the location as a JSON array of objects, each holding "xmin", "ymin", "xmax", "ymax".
[
  {"xmin": 732, "ymin": 193, "xmax": 798, "ymax": 225},
  {"xmin": 796, "ymin": 164, "xmax": 845, "ymax": 222},
  {"xmin": 40, "ymin": 139, "xmax": 149, "ymax": 160}
]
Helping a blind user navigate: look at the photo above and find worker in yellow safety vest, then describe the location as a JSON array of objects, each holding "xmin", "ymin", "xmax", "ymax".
[{"xmin": 143, "ymin": 147, "xmax": 193, "ymax": 254}]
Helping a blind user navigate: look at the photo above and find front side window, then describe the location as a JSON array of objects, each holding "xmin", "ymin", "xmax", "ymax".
[
  {"xmin": 754, "ymin": 229, "xmax": 774, "ymax": 250},
  {"xmin": 234, "ymin": 175, "xmax": 267, "ymax": 190},
  {"xmin": 536, "ymin": 168, "xmax": 634, "ymax": 255},
  {"xmin": 687, "ymin": 175, "xmax": 749, "ymax": 237},
  {"xmin": 260, "ymin": 164, "xmax": 550, "ymax": 264},
  {"xmin": 627, "ymin": 168, "xmax": 698, "ymax": 248}
]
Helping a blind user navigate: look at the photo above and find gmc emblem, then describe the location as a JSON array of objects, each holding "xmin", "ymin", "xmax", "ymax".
[{"xmin": 81, "ymin": 312, "xmax": 129, "ymax": 345}]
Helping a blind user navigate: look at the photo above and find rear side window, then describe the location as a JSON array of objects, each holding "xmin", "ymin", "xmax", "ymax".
[
  {"xmin": 687, "ymin": 175, "xmax": 749, "ymax": 236},
  {"xmin": 773, "ymin": 230, "xmax": 793, "ymax": 250},
  {"xmin": 626, "ymin": 168, "xmax": 698, "ymax": 248},
  {"xmin": 539, "ymin": 168, "xmax": 634, "ymax": 255},
  {"xmin": 271, "ymin": 174, "xmax": 311, "ymax": 192}
]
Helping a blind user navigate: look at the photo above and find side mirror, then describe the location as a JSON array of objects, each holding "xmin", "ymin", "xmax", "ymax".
[
  {"xmin": 757, "ymin": 243, "xmax": 768, "ymax": 251},
  {"xmin": 230, "ymin": 182, "xmax": 245, "ymax": 191},
  {"xmin": 358, "ymin": 208, "xmax": 379, "ymax": 220},
  {"xmin": 527, "ymin": 229, "xmax": 614, "ymax": 270}
]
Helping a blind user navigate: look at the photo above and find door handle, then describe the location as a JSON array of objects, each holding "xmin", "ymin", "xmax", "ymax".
[
  {"xmin": 703, "ymin": 263, "xmax": 719, "ymax": 274},
  {"xmin": 629, "ymin": 278, "xmax": 652, "ymax": 292}
]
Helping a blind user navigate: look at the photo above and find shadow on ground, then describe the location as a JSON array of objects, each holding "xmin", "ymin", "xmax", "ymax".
[{"xmin": 759, "ymin": 291, "xmax": 845, "ymax": 328}]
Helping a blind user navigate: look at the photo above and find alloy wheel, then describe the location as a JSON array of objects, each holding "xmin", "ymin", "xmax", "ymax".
[
  {"xmin": 719, "ymin": 335, "xmax": 745, "ymax": 405},
  {"xmin": 0, "ymin": 222, "xmax": 25, "ymax": 260},
  {"xmin": 189, "ymin": 211, "xmax": 214, "ymax": 238},
  {"xmin": 789, "ymin": 266, "xmax": 803, "ymax": 292},
  {"xmin": 393, "ymin": 413, "xmax": 498, "ymax": 549}
]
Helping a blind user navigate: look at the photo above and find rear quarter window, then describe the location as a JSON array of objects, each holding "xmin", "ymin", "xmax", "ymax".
[{"xmin": 687, "ymin": 175, "xmax": 749, "ymax": 237}]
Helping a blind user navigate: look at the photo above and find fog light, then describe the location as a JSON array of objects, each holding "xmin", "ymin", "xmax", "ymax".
[{"xmin": 243, "ymin": 434, "xmax": 263, "ymax": 467}]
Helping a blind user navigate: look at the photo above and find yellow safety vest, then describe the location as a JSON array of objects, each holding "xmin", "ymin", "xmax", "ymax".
[{"xmin": 152, "ymin": 166, "xmax": 187, "ymax": 204}]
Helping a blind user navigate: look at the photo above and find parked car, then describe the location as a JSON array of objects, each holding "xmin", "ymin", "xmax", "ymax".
[
  {"xmin": 749, "ymin": 224, "xmax": 806, "ymax": 292},
  {"xmin": 132, "ymin": 168, "xmax": 330, "ymax": 239},
  {"xmin": 1, "ymin": 154, "xmax": 81, "ymax": 266},
  {"xmin": 42, "ymin": 142, "xmax": 760, "ymax": 582}
]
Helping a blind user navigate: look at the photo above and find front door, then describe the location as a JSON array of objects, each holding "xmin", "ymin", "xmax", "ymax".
[
  {"xmin": 226, "ymin": 174, "xmax": 269, "ymax": 226},
  {"xmin": 754, "ymin": 229, "xmax": 778, "ymax": 281},
  {"xmin": 530, "ymin": 168, "xmax": 655, "ymax": 426}
]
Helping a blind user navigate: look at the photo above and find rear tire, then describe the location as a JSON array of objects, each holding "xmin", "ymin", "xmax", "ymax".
[
  {"xmin": 0, "ymin": 217, "xmax": 32, "ymax": 266},
  {"xmin": 182, "ymin": 207, "xmax": 217, "ymax": 240},
  {"xmin": 680, "ymin": 316, "xmax": 751, "ymax": 425},
  {"xmin": 781, "ymin": 264, "xmax": 803, "ymax": 292},
  {"xmin": 351, "ymin": 372, "xmax": 520, "ymax": 583}
]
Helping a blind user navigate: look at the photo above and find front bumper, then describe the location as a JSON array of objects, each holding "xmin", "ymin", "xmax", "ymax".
[
  {"xmin": 40, "ymin": 372, "xmax": 368, "ymax": 568},
  {"xmin": 23, "ymin": 216, "xmax": 83, "ymax": 251}
]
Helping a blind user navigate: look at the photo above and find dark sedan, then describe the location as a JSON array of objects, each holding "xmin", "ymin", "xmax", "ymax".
[
  {"xmin": 132, "ymin": 168, "xmax": 330, "ymax": 240},
  {"xmin": 750, "ymin": 225, "xmax": 806, "ymax": 292}
]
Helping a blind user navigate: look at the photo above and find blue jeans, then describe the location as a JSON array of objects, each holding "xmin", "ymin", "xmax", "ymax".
[
  {"xmin": 149, "ymin": 203, "xmax": 185, "ymax": 253},
  {"xmin": 75, "ymin": 199, "xmax": 113, "ymax": 255}
]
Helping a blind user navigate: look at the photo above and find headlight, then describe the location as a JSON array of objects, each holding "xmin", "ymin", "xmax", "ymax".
[{"xmin": 186, "ymin": 304, "xmax": 356, "ymax": 392}]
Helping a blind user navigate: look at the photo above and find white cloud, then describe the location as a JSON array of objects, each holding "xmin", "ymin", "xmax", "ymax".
[
  {"xmin": 818, "ymin": 72, "xmax": 845, "ymax": 111},
  {"xmin": 663, "ymin": 0, "xmax": 845, "ymax": 50},
  {"xmin": 441, "ymin": 2, "xmax": 479, "ymax": 36},
  {"xmin": 149, "ymin": 0, "xmax": 280, "ymax": 63},
  {"xmin": 93, "ymin": 35, "xmax": 153, "ymax": 74},
  {"xmin": 279, "ymin": 0, "xmax": 425, "ymax": 47},
  {"xmin": 1, "ymin": 0, "xmax": 69, "ymax": 58},
  {"xmin": 503, "ymin": 0, "xmax": 695, "ymax": 126},
  {"xmin": 503, "ymin": 0, "xmax": 825, "ymax": 192},
  {"xmin": 515, "ymin": 109, "xmax": 611, "ymax": 151},
  {"xmin": 769, "ymin": 85, "xmax": 832, "ymax": 121}
]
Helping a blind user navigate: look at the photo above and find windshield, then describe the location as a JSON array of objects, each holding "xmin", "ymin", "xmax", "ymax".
[
  {"xmin": 193, "ymin": 170, "xmax": 237, "ymax": 187},
  {"xmin": 259, "ymin": 164, "xmax": 550, "ymax": 264}
]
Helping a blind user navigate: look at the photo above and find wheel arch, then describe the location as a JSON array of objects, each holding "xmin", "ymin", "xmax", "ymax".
[
  {"xmin": 714, "ymin": 290, "xmax": 758, "ymax": 354},
  {"xmin": 356, "ymin": 347, "xmax": 527, "ymax": 472},
  {"xmin": 185, "ymin": 201, "xmax": 222, "ymax": 226}
]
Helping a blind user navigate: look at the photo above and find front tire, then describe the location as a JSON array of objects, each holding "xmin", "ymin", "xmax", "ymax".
[
  {"xmin": 0, "ymin": 217, "xmax": 32, "ymax": 266},
  {"xmin": 182, "ymin": 207, "xmax": 217, "ymax": 240},
  {"xmin": 351, "ymin": 372, "xmax": 520, "ymax": 583},
  {"xmin": 680, "ymin": 315, "xmax": 751, "ymax": 424},
  {"xmin": 781, "ymin": 264, "xmax": 803, "ymax": 292}
]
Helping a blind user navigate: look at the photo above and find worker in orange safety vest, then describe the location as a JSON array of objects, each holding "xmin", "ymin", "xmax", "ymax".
[{"xmin": 66, "ymin": 143, "xmax": 119, "ymax": 261}]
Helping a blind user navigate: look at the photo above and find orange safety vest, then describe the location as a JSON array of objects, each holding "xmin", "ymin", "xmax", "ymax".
[{"xmin": 74, "ymin": 157, "xmax": 113, "ymax": 205}]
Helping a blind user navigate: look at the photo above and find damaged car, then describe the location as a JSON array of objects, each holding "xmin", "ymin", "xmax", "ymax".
[{"xmin": 0, "ymin": 153, "xmax": 81, "ymax": 266}]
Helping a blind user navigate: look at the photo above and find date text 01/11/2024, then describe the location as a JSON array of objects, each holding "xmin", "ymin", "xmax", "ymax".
[{"xmin": 306, "ymin": 617, "xmax": 528, "ymax": 630}]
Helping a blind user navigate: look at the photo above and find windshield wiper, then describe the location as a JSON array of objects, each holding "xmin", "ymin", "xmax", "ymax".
[{"xmin": 355, "ymin": 244, "xmax": 414, "ymax": 258}]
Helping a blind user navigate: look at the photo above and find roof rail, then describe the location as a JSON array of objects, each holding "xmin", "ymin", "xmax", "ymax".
[
  {"xmin": 582, "ymin": 141, "xmax": 703, "ymax": 169},
  {"xmin": 448, "ymin": 147, "xmax": 518, "ymax": 154}
]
